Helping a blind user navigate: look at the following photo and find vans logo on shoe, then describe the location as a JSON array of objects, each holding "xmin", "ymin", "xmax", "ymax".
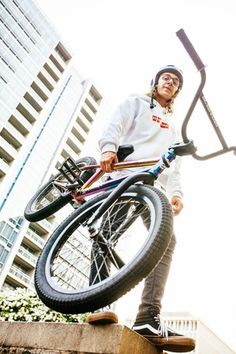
[{"xmin": 152, "ymin": 115, "xmax": 169, "ymax": 129}]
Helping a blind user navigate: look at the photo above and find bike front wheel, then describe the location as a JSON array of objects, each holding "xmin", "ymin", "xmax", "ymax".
[
  {"xmin": 35, "ymin": 184, "xmax": 173, "ymax": 314},
  {"xmin": 24, "ymin": 156, "xmax": 97, "ymax": 222}
]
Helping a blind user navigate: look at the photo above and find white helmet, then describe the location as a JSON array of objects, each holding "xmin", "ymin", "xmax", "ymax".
[{"xmin": 151, "ymin": 64, "xmax": 183, "ymax": 90}]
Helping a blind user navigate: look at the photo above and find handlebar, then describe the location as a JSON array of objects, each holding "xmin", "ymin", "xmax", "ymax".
[
  {"xmin": 176, "ymin": 28, "xmax": 236, "ymax": 160},
  {"xmin": 177, "ymin": 29, "xmax": 205, "ymax": 72}
]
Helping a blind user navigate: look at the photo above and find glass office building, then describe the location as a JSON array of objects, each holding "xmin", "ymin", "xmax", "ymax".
[{"xmin": 0, "ymin": 0, "xmax": 103, "ymax": 290}]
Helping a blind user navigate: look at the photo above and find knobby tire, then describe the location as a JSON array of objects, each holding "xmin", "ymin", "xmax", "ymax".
[{"xmin": 35, "ymin": 184, "xmax": 173, "ymax": 314}]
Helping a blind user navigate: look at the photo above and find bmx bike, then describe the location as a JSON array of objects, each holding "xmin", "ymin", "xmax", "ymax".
[{"xmin": 24, "ymin": 29, "xmax": 236, "ymax": 314}]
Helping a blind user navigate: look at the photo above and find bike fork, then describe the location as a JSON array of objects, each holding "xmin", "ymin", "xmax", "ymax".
[{"xmin": 87, "ymin": 172, "xmax": 154, "ymax": 228}]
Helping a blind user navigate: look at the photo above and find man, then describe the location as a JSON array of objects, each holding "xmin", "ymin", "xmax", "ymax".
[{"xmin": 87, "ymin": 65, "xmax": 195, "ymax": 353}]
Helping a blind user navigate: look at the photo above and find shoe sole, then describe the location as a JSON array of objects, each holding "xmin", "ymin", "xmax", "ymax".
[
  {"xmin": 144, "ymin": 335, "xmax": 195, "ymax": 352},
  {"xmin": 86, "ymin": 311, "xmax": 118, "ymax": 325}
]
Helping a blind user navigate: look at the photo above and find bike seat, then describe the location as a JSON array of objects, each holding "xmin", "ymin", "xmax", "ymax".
[{"xmin": 117, "ymin": 144, "xmax": 134, "ymax": 162}]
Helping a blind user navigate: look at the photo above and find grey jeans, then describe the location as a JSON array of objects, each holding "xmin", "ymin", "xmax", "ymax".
[{"xmin": 137, "ymin": 233, "xmax": 176, "ymax": 315}]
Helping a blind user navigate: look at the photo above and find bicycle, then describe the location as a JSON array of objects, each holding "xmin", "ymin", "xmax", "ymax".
[{"xmin": 24, "ymin": 29, "xmax": 236, "ymax": 314}]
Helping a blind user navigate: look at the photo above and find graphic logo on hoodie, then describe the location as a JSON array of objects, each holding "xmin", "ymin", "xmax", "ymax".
[{"xmin": 152, "ymin": 115, "xmax": 169, "ymax": 129}]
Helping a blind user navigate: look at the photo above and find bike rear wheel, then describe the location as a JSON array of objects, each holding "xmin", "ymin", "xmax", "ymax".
[
  {"xmin": 24, "ymin": 156, "xmax": 96, "ymax": 222},
  {"xmin": 35, "ymin": 184, "xmax": 173, "ymax": 314}
]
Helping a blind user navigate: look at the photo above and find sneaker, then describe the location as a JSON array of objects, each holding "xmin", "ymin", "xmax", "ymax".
[
  {"xmin": 132, "ymin": 311, "xmax": 195, "ymax": 353},
  {"xmin": 86, "ymin": 307, "xmax": 118, "ymax": 325}
]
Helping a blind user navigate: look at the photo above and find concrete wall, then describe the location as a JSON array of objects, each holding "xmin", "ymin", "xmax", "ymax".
[{"xmin": 0, "ymin": 322, "xmax": 163, "ymax": 354}]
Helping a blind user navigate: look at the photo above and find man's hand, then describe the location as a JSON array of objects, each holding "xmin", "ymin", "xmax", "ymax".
[
  {"xmin": 100, "ymin": 151, "xmax": 118, "ymax": 172},
  {"xmin": 171, "ymin": 196, "xmax": 183, "ymax": 216}
]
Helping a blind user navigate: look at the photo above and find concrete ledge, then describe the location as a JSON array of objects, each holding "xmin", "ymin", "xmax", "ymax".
[{"xmin": 0, "ymin": 322, "xmax": 163, "ymax": 354}]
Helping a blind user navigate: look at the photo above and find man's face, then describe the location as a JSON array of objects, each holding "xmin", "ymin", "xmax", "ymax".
[{"xmin": 157, "ymin": 72, "xmax": 180, "ymax": 100}]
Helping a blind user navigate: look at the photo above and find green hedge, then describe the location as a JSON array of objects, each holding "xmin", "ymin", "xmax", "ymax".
[{"xmin": 0, "ymin": 288, "xmax": 87, "ymax": 323}]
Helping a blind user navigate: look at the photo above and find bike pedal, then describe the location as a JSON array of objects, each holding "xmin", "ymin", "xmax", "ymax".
[{"xmin": 58, "ymin": 157, "xmax": 82, "ymax": 183}]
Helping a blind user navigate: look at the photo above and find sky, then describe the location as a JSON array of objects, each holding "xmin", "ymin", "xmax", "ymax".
[{"xmin": 37, "ymin": 0, "xmax": 236, "ymax": 350}]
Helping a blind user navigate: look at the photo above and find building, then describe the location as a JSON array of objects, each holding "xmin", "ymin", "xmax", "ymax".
[{"xmin": 0, "ymin": 0, "xmax": 103, "ymax": 290}]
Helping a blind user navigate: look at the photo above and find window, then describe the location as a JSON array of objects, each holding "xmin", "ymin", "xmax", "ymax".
[
  {"xmin": 0, "ymin": 244, "xmax": 9, "ymax": 264},
  {"xmin": 0, "ymin": 17, "xmax": 30, "ymax": 53},
  {"xmin": 0, "ymin": 221, "xmax": 18, "ymax": 247},
  {"xmin": 0, "ymin": 1, "xmax": 36, "ymax": 44},
  {"xmin": 0, "ymin": 74, "xmax": 7, "ymax": 83},
  {"xmin": 12, "ymin": 0, "xmax": 42, "ymax": 37},
  {"xmin": 0, "ymin": 55, "xmax": 15, "ymax": 72},
  {"xmin": 0, "ymin": 35, "xmax": 22, "ymax": 62}
]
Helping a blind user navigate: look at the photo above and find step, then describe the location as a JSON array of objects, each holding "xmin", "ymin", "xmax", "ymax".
[{"xmin": 0, "ymin": 322, "xmax": 164, "ymax": 354}]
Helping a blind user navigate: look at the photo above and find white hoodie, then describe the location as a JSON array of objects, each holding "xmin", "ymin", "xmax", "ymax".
[{"xmin": 98, "ymin": 94, "xmax": 183, "ymax": 199}]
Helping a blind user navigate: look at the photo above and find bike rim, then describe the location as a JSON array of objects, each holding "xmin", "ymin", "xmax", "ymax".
[{"xmin": 45, "ymin": 190, "xmax": 157, "ymax": 294}]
